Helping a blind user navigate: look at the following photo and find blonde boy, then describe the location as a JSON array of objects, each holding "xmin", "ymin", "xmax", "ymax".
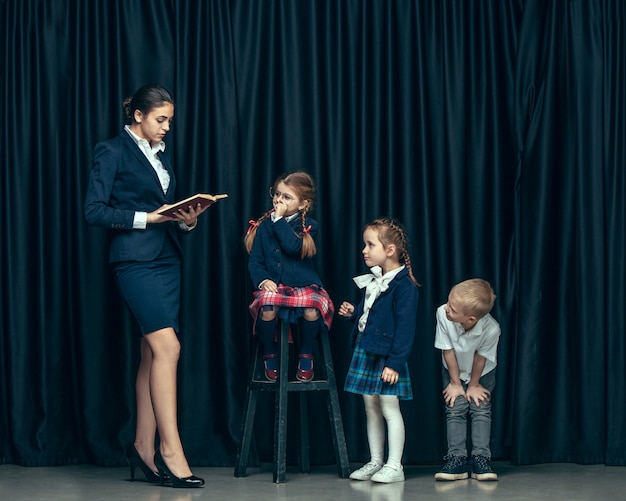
[{"xmin": 434, "ymin": 279, "xmax": 500, "ymax": 482}]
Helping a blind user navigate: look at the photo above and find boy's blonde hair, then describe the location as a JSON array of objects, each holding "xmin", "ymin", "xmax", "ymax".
[{"xmin": 450, "ymin": 279, "xmax": 496, "ymax": 319}]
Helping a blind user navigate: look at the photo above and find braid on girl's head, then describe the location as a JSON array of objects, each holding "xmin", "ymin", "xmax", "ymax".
[
  {"xmin": 402, "ymin": 249, "xmax": 420, "ymax": 287},
  {"xmin": 244, "ymin": 208, "xmax": 274, "ymax": 254},
  {"xmin": 300, "ymin": 207, "xmax": 307, "ymax": 227},
  {"xmin": 300, "ymin": 205, "xmax": 317, "ymax": 258},
  {"xmin": 390, "ymin": 221, "xmax": 421, "ymax": 287}
]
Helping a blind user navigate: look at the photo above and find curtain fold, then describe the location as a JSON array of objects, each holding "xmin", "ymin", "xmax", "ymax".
[
  {"xmin": 603, "ymin": 0, "xmax": 626, "ymax": 467},
  {"xmin": 1, "ymin": 0, "xmax": 624, "ymax": 467}
]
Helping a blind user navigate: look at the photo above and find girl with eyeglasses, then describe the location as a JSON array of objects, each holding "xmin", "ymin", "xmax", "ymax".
[{"xmin": 244, "ymin": 171, "xmax": 334, "ymax": 382}]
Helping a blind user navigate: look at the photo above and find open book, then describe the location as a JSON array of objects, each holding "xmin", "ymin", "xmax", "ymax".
[{"xmin": 158, "ymin": 193, "xmax": 228, "ymax": 218}]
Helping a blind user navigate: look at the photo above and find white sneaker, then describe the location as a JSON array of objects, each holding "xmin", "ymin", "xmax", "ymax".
[
  {"xmin": 349, "ymin": 461, "xmax": 383, "ymax": 480},
  {"xmin": 370, "ymin": 464, "xmax": 405, "ymax": 483}
]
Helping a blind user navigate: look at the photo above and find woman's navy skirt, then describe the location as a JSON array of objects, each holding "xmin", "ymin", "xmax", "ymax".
[{"xmin": 113, "ymin": 237, "xmax": 181, "ymax": 336}]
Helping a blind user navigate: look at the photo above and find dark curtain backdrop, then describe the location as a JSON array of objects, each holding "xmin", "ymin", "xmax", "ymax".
[{"xmin": 1, "ymin": 0, "xmax": 624, "ymax": 467}]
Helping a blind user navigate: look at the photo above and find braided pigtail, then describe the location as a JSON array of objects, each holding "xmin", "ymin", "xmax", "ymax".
[
  {"xmin": 401, "ymin": 249, "xmax": 420, "ymax": 287},
  {"xmin": 388, "ymin": 218, "xmax": 420, "ymax": 287},
  {"xmin": 299, "ymin": 206, "xmax": 317, "ymax": 258},
  {"xmin": 244, "ymin": 209, "xmax": 274, "ymax": 254}
]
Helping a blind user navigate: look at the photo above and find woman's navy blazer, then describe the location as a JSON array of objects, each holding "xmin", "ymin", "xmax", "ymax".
[
  {"xmin": 349, "ymin": 267, "xmax": 419, "ymax": 372},
  {"xmin": 84, "ymin": 130, "xmax": 182, "ymax": 263}
]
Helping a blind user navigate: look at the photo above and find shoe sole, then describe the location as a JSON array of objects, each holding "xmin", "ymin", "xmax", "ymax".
[
  {"xmin": 472, "ymin": 472, "xmax": 498, "ymax": 481},
  {"xmin": 371, "ymin": 475, "xmax": 405, "ymax": 483},
  {"xmin": 434, "ymin": 472, "xmax": 469, "ymax": 481}
]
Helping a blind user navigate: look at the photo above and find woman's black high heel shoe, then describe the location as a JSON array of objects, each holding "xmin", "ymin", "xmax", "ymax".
[
  {"xmin": 154, "ymin": 450, "xmax": 204, "ymax": 488},
  {"xmin": 127, "ymin": 444, "xmax": 161, "ymax": 484}
]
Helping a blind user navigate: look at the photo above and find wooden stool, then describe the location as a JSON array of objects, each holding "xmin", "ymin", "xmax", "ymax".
[{"xmin": 234, "ymin": 319, "xmax": 350, "ymax": 483}]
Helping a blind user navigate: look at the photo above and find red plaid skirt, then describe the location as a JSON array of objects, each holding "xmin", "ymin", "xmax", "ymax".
[{"xmin": 249, "ymin": 284, "xmax": 335, "ymax": 338}]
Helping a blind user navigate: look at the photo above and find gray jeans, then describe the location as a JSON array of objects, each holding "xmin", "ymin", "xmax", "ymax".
[{"xmin": 442, "ymin": 367, "xmax": 496, "ymax": 458}]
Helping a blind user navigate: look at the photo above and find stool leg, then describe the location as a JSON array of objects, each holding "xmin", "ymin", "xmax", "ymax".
[
  {"xmin": 273, "ymin": 320, "xmax": 290, "ymax": 483},
  {"xmin": 234, "ymin": 342, "xmax": 261, "ymax": 477},
  {"xmin": 295, "ymin": 320, "xmax": 311, "ymax": 473},
  {"xmin": 320, "ymin": 330, "xmax": 351, "ymax": 478},
  {"xmin": 299, "ymin": 393, "xmax": 310, "ymax": 473},
  {"xmin": 234, "ymin": 388, "xmax": 258, "ymax": 477}
]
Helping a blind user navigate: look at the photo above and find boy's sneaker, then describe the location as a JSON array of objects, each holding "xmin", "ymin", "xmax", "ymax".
[
  {"xmin": 370, "ymin": 464, "xmax": 405, "ymax": 483},
  {"xmin": 470, "ymin": 455, "xmax": 498, "ymax": 481},
  {"xmin": 349, "ymin": 461, "xmax": 382, "ymax": 480},
  {"xmin": 434, "ymin": 454, "xmax": 469, "ymax": 481}
]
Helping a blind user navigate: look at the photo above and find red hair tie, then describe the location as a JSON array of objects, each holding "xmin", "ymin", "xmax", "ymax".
[
  {"xmin": 246, "ymin": 219, "xmax": 259, "ymax": 235},
  {"xmin": 302, "ymin": 224, "xmax": 312, "ymax": 234}
]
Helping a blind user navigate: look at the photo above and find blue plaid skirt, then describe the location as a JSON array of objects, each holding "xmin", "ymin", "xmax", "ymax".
[{"xmin": 344, "ymin": 339, "xmax": 413, "ymax": 400}]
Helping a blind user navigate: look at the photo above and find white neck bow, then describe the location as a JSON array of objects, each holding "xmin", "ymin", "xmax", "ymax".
[{"xmin": 353, "ymin": 266, "xmax": 403, "ymax": 332}]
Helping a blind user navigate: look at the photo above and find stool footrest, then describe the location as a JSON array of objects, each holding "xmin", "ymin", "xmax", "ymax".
[{"xmin": 250, "ymin": 380, "xmax": 332, "ymax": 391}]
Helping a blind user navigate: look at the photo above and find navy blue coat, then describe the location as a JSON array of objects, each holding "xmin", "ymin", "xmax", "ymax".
[
  {"xmin": 248, "ymin": 215, "xmax": 322, "ymax": 289},
  {"xmin": 349, "ymin": 267, "xmax": 419, "ymax": 372},
  {"xmin": 84, "ymin": 130, "xmax": 183, "ymax": 263}
]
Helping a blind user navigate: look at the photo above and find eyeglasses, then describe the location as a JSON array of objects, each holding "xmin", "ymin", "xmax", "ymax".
[{"xmin": 268, "ymin": 186, "xmax": 296, "ymax": 203}]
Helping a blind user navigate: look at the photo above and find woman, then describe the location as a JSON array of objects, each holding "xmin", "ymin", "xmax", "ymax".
[{"xmin": 85, "ymin": 84, "xmax": 206, "ymax": 488}]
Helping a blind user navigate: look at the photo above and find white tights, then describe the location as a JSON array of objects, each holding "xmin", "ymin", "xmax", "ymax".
[{"xmin": 363, "ymin": 394, "xmax": 405, "ymax": 468}]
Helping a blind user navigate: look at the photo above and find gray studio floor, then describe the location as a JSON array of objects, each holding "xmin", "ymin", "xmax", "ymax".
[{"xmin": 1, "ymin": 462, "xmax": 625, "ymax": 501}]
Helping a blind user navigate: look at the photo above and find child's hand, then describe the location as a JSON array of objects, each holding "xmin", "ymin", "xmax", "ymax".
[
  {"xmin": 274, "ymin": 200, "xmax": 287, "ymax": 218},
  {"xmin": 381, "ymin": 367, "xmax": 399, "ymax": 385},
  {"xmin": 465, "ymin": 384, "xmax": 491, "ymax": 408},
  {"xmin": 338, "ymin": 301, "xmax": 354, "ymax": 317},
  {"xmin": 442, "ymin": 382, "xmax": 466, "ymax": 408},
  {"xmin": 259, "ymin": 279, "xmax": 278, "ymax": 292}
]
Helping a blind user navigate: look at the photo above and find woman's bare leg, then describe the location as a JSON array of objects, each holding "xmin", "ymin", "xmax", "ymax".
[
  {"xmin": 144, "ymin": 327, "xmax": 193, "ymax": 478},
  {"xmin": 133, "ymin": 337, "xmax": 159, "ymax": 472}
]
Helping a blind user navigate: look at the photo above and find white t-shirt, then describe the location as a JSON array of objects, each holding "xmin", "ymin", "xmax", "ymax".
[{"xmin": 434, "ymin": 304, "xmax": 501, "ymax": 382}]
